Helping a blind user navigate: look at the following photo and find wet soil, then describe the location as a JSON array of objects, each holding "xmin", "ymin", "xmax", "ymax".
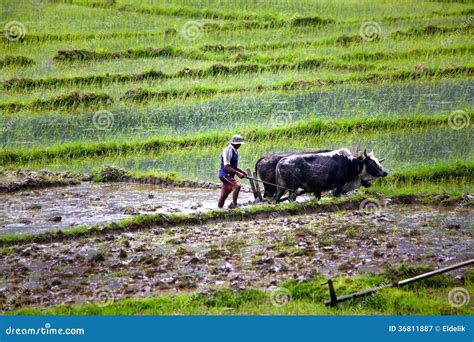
[
  {"xmin": 0, "ymin": 203, "xmax": 471, "ymax": 310},
  {"xmin": 0, "ymin": 182, "xmax": 254, "ymax": 236},
  {"xmin": 0, "ymin": 169, "xmax": 88, "ymax": 193}
]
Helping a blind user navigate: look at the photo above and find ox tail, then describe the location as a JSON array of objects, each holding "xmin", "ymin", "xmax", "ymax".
[
  {"xmin": 254, "ymin": 155, "xmax": 266, "ymax": 178},
  {"xmin": 275, "ymin": 163, "xmax": 283, "ymax": 188}
]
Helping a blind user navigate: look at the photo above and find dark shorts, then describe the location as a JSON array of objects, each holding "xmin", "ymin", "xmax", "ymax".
[{"xmin": 220, "ymin": 175, "xmax": 239, "ymax": 190}]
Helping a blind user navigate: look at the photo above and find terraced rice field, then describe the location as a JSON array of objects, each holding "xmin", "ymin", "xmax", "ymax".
[{"xmin": 0, "ymin": 0, "xmax": 473, "ymax": 315}]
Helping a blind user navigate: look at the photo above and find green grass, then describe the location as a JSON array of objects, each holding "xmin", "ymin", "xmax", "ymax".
[
  {"xmin": 369, "ymin": 181, "xmax": 474, "ymax": 198},
  {"xmin": 1, "ymin": 1, "xmax": 204, "ymax": 35},
  {"xmin": 8, "ymin": 270, "xmax": 474, "ymax": 315},
  {"xmin": 0, "ymin": 56, "xmax": 34, "ymax": 69},
  {"xmin": 8, "ymin": 55, "xmax": 470, "ymax": 92},
  {"xmin": 16, "ymin": 27, "xmax": 463, "ymax": 66},
  {"xmin": 2, "ymin": 46, "xmax": 471, "ymax": 92},
  {"xmin": 47, "ymin": 0, "xmax": 473, "ymax": 22},
  {"xmin": 0, "ymin": 92, "xmax": 112, "ymax": 112},
  {"xmin": 3, "ymin": 113, "xmax": 471, "ymax": 165},
  {"xmin": 380, "ymin": 161, "xmax": 474, "ymax": 184},
  {"xmin": 2, "ymin": 3, "xmax": 472, "ymax": 87},
  {"xmin": 2, "ymin": 63, "xmax": 471, "ymax": 111}
]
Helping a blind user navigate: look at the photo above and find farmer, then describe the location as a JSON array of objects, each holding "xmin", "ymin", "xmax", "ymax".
[{"xmin": 218, "ymin": 135, "xmax": 247, "ymax": 208}]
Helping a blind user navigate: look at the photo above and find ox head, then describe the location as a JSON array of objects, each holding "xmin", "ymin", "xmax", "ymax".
[{"xmin": 359, "ymin": 149, "xmax": 387, "ymax": 182}]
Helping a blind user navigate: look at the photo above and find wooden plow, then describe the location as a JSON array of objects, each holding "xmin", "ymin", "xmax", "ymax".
[
  {"xmin": 321, "ymin": 259, "xmax": 474, "ymax": 307},
  {"xmin": 246, "ymin": 168, "xmax": 262, "ymax": 202}
]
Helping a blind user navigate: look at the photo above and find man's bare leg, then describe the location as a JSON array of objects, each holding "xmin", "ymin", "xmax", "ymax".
[
  {"xmin": 218, "ymin": 187, "xmax": 232, "ymax": 208},
  {"xmin": 232, "ymin": 185, "xmax": 241, "ymax": 206}
]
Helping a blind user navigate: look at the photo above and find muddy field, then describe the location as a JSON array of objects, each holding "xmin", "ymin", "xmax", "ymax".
[
  {"xmin": 0, "ymin": 182, "xmax": 254, "ymax": 236},
  {"xmin": 1, "ymin": 202, "xmax": 472, "ymax": 310}
]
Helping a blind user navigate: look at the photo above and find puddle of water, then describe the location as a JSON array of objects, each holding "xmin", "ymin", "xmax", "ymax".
[{"xmin": 0, "ymin": 182, "xmax": 254, "ymax": 236}]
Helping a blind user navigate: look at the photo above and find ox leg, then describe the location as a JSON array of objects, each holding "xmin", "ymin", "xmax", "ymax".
[
  {"xmin": 288, "ymin": 190, "xmax": 298, "ymax": 202},
  {"xmin": 274, "ymin": 188, "xmax": 285, "ymax": 203},
  {"xmin": 264, "ymin": 184, "xmax": 276, "ymax": 198},
  {"xmin": 313, "ymin": 191, "xmax": 321, "ymax": 200},
  {"xmin": 296, "ymin": 190, "xmax": 307, "ymax": 197},
  {"xmin": 262, "ymin": 183, "xmax": 269, "ymax": 198},
  {"xmin": 333, "ymin": 187, "xmax": 342, "ymax": 198},
  {"xmin": 285, "ymin": 189, "xmax": 307, "ymax": 202},
  {"xmin": 263, "ymin": 189, "xmax": 270, "ymax": 198}
]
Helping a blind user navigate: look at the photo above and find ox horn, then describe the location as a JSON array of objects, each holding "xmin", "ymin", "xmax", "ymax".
[
  {"xmin": 379, "ymin": 158, "xmax": 385, "ymax": 163},
  {"xmin": 363, "ymin": 148, "xmax": 368, "ymax": 157},
  {"xmin": 355, "ymin": 143, "xmax": 361, "ymax": 157}
]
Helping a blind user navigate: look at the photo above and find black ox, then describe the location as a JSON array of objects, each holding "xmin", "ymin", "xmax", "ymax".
[
  {"xmin": 273, "ymin": 148, "xmax": 387, "ymax": 202},
  {"xmin": 255, "ymin": 149, "xmax": 332, "ymax": 198}
]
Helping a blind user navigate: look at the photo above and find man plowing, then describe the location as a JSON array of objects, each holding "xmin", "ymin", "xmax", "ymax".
[{"xmin": 217, "ymin": 135, "xmax": 247, "ymax": 208}]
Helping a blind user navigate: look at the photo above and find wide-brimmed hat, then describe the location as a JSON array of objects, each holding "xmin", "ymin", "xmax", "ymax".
[{"xmin": 229, "ymin": 135, "xmax": 245, "ymax": 144}]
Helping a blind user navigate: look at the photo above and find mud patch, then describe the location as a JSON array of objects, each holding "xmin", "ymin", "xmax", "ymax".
[
  {"xmin": 0, "ymin": 182, "xmax": 254, "ymax": 236},
  {"xmin": 0, "ymin": 169, "xmax": 89, "ymax": 193},
  {"xmin": 0, "ymin": 204, "xmax": 471, "ymax": 310}
]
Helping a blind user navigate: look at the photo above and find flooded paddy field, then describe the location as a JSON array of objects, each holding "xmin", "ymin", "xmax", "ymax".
[
  {"xmin": 1, "ymin": 79, "xmax": 472, "ymax": 149},
  {"xmin": 0, "ymin": 203, "xmax": 471, "ymax": 310},
  {"xmin": 0, "ymin": 182, "xmax": 254, "ymax": 236},
  {"xmin": 21, "ymin": 126, "xmax": 472, "ymax": 183}
]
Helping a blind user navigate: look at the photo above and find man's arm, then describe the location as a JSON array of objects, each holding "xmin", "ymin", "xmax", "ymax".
[
  {"xmin": 222, "ymin": 147, "xmax": 246, "ymax": 178},
  {"xmin": 224, "ymin": 165, "xmax": 246, "ymax": 178},
  {"xmin": 235, "ymin": 167, "xmax": 247, "ymax": 177}
]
